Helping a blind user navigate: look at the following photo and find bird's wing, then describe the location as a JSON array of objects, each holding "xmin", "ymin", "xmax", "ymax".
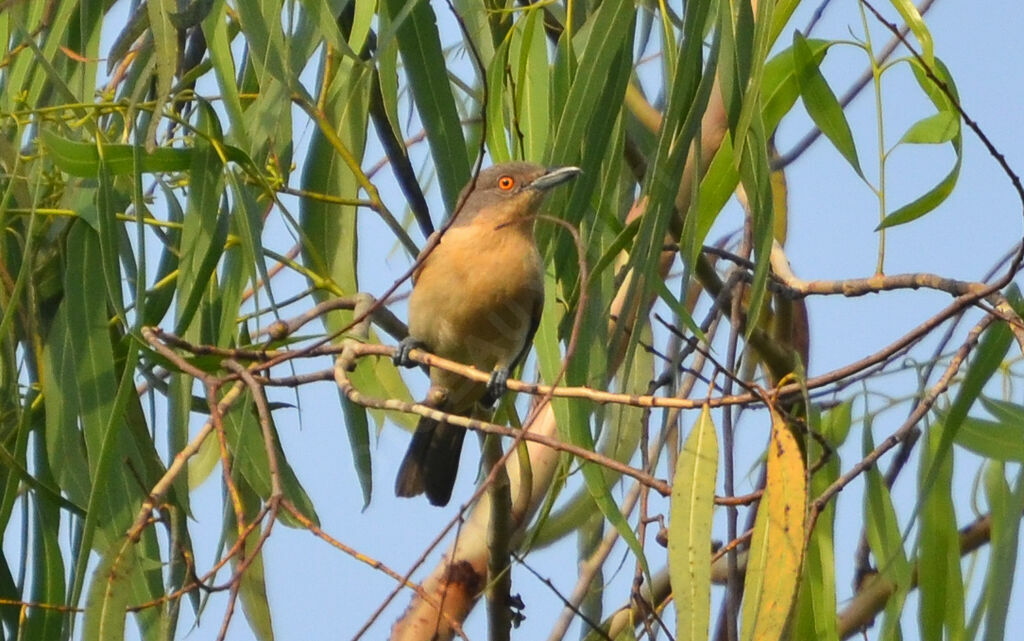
[{"xmin": 509, "ymin": 289, "xmax": 543, "ymax": 372}]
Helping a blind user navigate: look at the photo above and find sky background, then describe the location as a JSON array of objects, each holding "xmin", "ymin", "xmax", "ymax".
[{"xmin": 21, "ymin": 1, "xmax": 1024, "ymax": 639}]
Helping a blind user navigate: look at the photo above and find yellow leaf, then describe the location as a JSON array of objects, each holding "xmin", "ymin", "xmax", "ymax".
[{"xmin": 740, "ymin": 408, "xmax": 808, "ymax": 641}]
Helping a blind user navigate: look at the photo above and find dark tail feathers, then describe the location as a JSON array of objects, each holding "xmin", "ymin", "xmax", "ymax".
[{"xmin": 394, "ymin": 416, "xmax": 467, "ymax": 506}]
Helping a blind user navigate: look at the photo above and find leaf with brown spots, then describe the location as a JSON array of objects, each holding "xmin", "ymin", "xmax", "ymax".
[{"xmin": 740, "ymin": 408, "xmax": 808, "ymax": 641}]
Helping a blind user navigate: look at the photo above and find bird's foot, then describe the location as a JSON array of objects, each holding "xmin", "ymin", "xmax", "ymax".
[
  {"xmin": 481, "ymin": 367, "xmax": 510, "ymax": 407},
  {"xmin": 393, "ymin": 337, "xmax": 425, "ymax": 368}
]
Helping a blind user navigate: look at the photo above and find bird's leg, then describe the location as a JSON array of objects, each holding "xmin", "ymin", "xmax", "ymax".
[
  {"xmin": 393, "ymin": 337, "xmax": 426, "ymax": 368},
  {"xmin": 481, "ymin": 366, "xmax": 510, "ymax": 408}
]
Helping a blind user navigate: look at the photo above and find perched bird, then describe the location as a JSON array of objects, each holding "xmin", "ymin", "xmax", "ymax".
[{"xmin": 394, "ymin": 162, "xmax": 581, "ymax": 506}]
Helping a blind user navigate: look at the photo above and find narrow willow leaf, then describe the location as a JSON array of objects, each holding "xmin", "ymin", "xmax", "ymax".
[
  {"xmin": 792, "ymin": 31, "xmax": 862, "ymax": 177},
  {"xmin": 917, "ymin": 424, "xmax": 965, "ymax": 641},
  {"xmin": 512, "ymin": 8, "xmax": 550, "ymax": 160},
  {"xmin": 145, "ymin": 0, "xmax": 177, "ymax": 150},
  {"xmin": 769, "ymin": 0, "xmax": 802, "ymax": 44},
  {"xmin": 23, "ymin": 459, "xmax": 66, "ymax": 640},
  {"xmin": 65, "ymin": 241, "xmax": 165, "ymax": 638},
  {"xmin": 222, "ymin": 394, "xmax": 319, "ymax": 528},
  {"xmin": 549, "ymin": 0, "xmax": 635, "ymax": 164},
  {"xmin": 878, "ymin": 155, "xmax": 961, "ymax": 228},
  {"xmin": 735, "ymin": 116, "xmax": 775, "ymax": 334},
  {"xmin": 792, "ymin": 404, "xmax": 844, "ymax": 641},
  {"xmin": 950, "ymin": 416, "xmax": 1024, "ymax": 462},
  {"xmin": 300, "ymin": 46, "xmax": 373, "ymax": 503},
  {"xmin": 862, "ymin": 422, "xmax": 911, "ymax": 639},
  {"xmin": 573, "ymin": 406, "xmax": 654, "ymax": 586},
  {"xmin": 485, "ymin": 35, "xmax": 512, "ymax": 163},
  {"xmin": 898, "ymin": 111, "xmax": 959, "ymax": 145},
  {"xmin": 227, "ymin": 476, "xmax": 275, "ymax": 641},
  {"xmin": 295, "ymin": 0, "xmax": 359, "ymax": 60},
  {"xmin": 340, "ymin": 390, "xmax": 373, "ymax": 508},
  {"xmin": 978, "ymin": 396, "xmax": 1024, "ymax": 425},
  {"xmin": 0, "ymin": 551, "xmax": 19, "ymax": 633},
  {"xmin": 717, "ymin": 0, "xmax": 756, "ymax": 138},
  {"xmin": 689, "ymin": 135, "xmax": 739, "ymax": 267},
  {"xmin": 761, "ymin": 39, "xmax": 832, "ymax": 133},
  {"xmin": 669, "ymin": 406, "xmax": 717, "ymax": 641},
  {"xmin": 40, "ymin": 129, "xmax": 209, "ymax": 176},
  {"xmin": 733, "ymin": 0, "xmax": 776, "ymax": 161},
  {"xmin": 174, "ymin": 102, "xmax": 227, "ymax": 335},
  {"xmin": 94, "ymin": 158, "xmax": 128, "ymax": 324},
  {"xmin": 630, "ymin": 1, "xmax": 717, "ymax": 370},
  {"xmin": 234, "ymin": 0, "xmax": 291, "ymax": 88},
  {"xmin": 42, "ymin": 310, "xmax": 92, "ymax": 507},
  {"xmin": 982, "ymin": 463, "xmax": 1024, "ymax": 641},
  {"xmin": 740, "ymin": 409, "xmax": 807, "ymax": 641},
  {"xmin": 921, "ymin": 320, "xmax": 1012, "ymax": 495},
  {"xmin": 84, "ymin": 545, "xmax": 134, "ymax": 641},
  {"xmin": 889, "ymin": 0, "xmax": 934, "ymax": 65},
  {"xmin": 187, "ymin": 425, "xmax": 222, "ymax": 488},
  {"xmin": 878, "ymin": 58, "xmax": 962, "ymax": 228},
  {"xmin": 201, "ymin": 0, "xmax": 247, "ymax": 145},
  {"xmin": 0, "ymin": 0, "xmax": 49, "ymax": 112},
  {"xmin": 382, "ymin": 0, "xmax": 469, "ymax": 211}
]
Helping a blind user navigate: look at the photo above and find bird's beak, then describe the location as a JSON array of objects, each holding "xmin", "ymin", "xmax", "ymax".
[{"xmin": 528, "ymin": 166, "xmax": 582, "ymax": 191}]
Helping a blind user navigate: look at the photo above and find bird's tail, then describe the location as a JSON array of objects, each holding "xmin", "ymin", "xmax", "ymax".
[{"xmin": 394, "ymin": 415, "xmax": 467, "ymax": 507}]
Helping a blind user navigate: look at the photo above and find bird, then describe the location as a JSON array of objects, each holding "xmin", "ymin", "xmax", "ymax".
[{"xmin": 393, "ymin": 162, "xmax": 581, "ymax": 506}]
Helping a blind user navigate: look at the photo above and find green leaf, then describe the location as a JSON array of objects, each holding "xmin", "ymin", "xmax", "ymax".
[
  {"xmin": 23, "ymin": 448, "xmax": 67, "ymax": 641},
  {"xmin": 94, "ymin": 157, "xmax": 128, "ymax": 325},
  {"xmin": 951, "ymin": 415, "xmax": 1024, "ymax": 462},
  {"xmin": 202, "ymin": 0, "xmax": 248, "ymax": 147},
  {"xmin": 299, "ymin": 58, "xmax": 369, "ymax": 306},
  {"xmin": 226, "ymin": 476, "xmax": 275, "ymax": 641},
  {"xmin": 917, "ymin": 424, "xmax": 965, "ymax": 641},
  {"xmin": 511, "ymin": 9, "xmax": 550, "ymax": 160},
  {"xmin": 0, "ymin": 551, "xmax": 20, "ymax": 634},
  {"xmin": 84, "ymin": 545, "xmax": 134, "ymax": 641},
  {"xmin": 145, "ymin": 0, "xmax": 177, "ymax": 149},
  {"xmin": 761, "ymin": 39, "xmax": 832, "ymax": 133},
  {"xmin": 734, "ymin": 115, "xmax": 775, "ymax": 334},
  {"xmin": 862, "ymin": 421, "xmax": 911, "ymax": 639},
  {"xmin": 485, "ymin": 35, "xmax": 512, "ymax": 163},
  {"xmin": 982, "ymin": 463, "xmax": 1024, "ymax": 641},
  {"xmin": 878, "ymin": 155, "xmax": 961, "ymax": 228},
  {"xmin": 549, "ymin": 0, "xmax": 635, "ymax": 165},
  {"xmin": 340, "ymin": 390, "xmax": 373, "ymax": 508},
  {"xmin": 382, "ymin": 0, "xmax": 470, "ymax": 212},
  {"xmin": 40, "ymin": 129, "xmax": 198, "ymax": 177},
  {"xmin": 225, "ymin": 172, "xmax": 273, "ymax": 327},
  {"xmin": 878, "ymin": 58, "xmax": 962, "ymax": 229},
  {"xmin": 922, "ymin": 319, "xmax": 1013, "ymax": 494},
  {"xmin": 889, "ymin": 0, "xmax": 934, "ymax": 65},
  {"xmin": 792, "ymin": 404, "xmax": 842, "ymax": 641},
  {"xmin": 769, "ymin": 0, "xmax": 802, "ymax": 45},
  {"xmin": 222, "ymin": 392, "xmax": 320, "ymax": 528},
  {"xmin": 687, "ymin": 135, "xmax": 739, "ymax": 268},
  {"xmin": 792, "ymin": 31, "xmax": 862, "ymax": 177},
  {"xmin": 42, "ymin": 309, "xmax": 92, "ymax": 508},
  {"xmin": 669, "ymin": 406, "xmax": 717, "ymax": 641},
  {"xmin": 898, "ymin": 111, "xmax": 959, "ymax": 145},
  {"xmin": 174, "ymin": 101, "xmax": 227, "ymax": 335}
]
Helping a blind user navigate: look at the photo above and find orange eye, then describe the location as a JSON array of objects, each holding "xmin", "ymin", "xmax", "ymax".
[{"xmin": 497, "ymin": 175, "xmax": 515, "ymax": 191}]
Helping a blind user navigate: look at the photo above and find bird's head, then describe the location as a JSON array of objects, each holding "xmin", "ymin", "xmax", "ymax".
[{"xmin": 452, "ymin": 162, "xmax": 581, "ymax": 228}]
